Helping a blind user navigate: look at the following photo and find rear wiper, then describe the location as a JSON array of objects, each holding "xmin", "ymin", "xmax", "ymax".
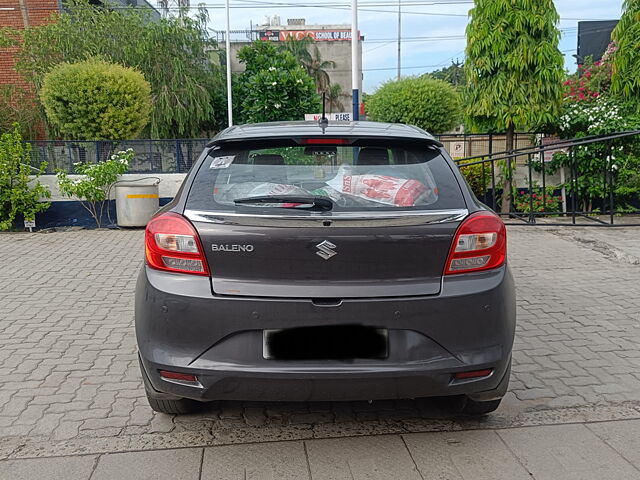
[{"xmin": 234, "ymin": 195, "xmax": 334, "ymax": 211}]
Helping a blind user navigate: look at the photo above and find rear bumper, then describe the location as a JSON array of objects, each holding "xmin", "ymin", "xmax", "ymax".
[{"xmin": 135, "ymin": 265, "xmax": 516, "ymax": 402}]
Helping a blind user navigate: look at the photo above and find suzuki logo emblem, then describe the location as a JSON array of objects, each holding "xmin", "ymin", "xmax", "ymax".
[{"xmin": 315, "ymin": 240, "xmax": 337, "ymax": 260}]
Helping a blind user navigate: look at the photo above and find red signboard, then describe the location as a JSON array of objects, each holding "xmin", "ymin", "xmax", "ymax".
[
  {"xmin": 256, "ymin": 30, "xmax": 353, "ymax": 42},
  {"xmin": 258, "ymin": 30, "xmax": 280, "ymax": 42}
]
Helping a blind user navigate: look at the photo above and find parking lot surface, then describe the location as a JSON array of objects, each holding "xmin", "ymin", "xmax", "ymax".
[{"xmin": 1, "ymin": 225, "xmax": 639, "ymax": 468}]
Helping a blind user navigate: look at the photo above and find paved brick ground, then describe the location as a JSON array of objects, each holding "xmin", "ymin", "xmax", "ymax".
[{"xmin": 1, "ymin": 226, "xmax": 639, "ymax": 459}]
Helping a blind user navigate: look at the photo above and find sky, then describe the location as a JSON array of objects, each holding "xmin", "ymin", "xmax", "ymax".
[{"xmin": 201, "ymin": 0, "xmax": 624, "ymax": 94}]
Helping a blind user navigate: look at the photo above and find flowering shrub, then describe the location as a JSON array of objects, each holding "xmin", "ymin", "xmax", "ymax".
[
  {"xmin": 234, "ymin": 41, "xmax": 320, "ymax": 124},
  {"xmin": 514, "ymin": 187, "xmax": 562, "ymax": 214},
  {"xmin": 558, "ymin": 96, "xmax": 628, "ymax": 137},
  {"xmin": 0, "ymin": 124, "xmax": 50, "ymax": 230},
  {"xmin": 553, "ymin": 40, "xmax": 640, "ymax": 212},
  {"xmin": 57, "ymin": 149, "xmax": 132, "ymax": 227},
  {"xmin": 563, "ymin": 44, "xmax": 616, "ymax": 102}
]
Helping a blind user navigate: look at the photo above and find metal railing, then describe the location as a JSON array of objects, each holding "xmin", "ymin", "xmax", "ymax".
[
  {"xmin": 26, "ymin": 133, "xmax": 533, "ymax": 175},
  {"xmin": 26, "ymin": 131, "xmax": 640, "ymax": 226},
  {"xmin": 454, "ymin": 130, "xmax": 640, "ymax": 226}
]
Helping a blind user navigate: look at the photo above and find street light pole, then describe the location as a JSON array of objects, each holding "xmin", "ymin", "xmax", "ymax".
[
  {"xmin": 397, "ymin": 0, "xmax": 401, "ymax": 80},
  {"xmin": 225, "ymin": 0, "xmax": 233, "ymax": 127},
  {"xmin": 351, "ymin": 0, "xmax": 359, "ymax": 121}
]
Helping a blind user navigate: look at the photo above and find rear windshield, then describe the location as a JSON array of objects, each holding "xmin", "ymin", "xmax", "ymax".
[{"xmin": 186, "ymin": 142, "xmax": 465, "ymax": 214}]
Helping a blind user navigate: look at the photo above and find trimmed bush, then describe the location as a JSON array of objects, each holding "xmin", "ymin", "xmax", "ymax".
[
  {"xmin": 40, "ymin": 60, "xmax": 151, "ymax": 140},
  {"xmin": 458, "ymin": 159, "xmax": 489, "ymax": 198},
  {"xmin": 366, "ymin": 77, "xmax": 462, "ymax": 133}
]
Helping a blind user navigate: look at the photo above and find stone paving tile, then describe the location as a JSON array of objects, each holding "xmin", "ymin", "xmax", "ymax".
[
  {"xmin": 402, "ymin": 430, "xmax": 531, "ymax": 480},
  {"xmin": 0, "ymin": 454, "xmax": 98, "ymax": 480},
  {"xmin": 587, "ymin": 419, "xmax": 640, "ymax": 470},
  {"xmin": 498, "ymin": 423, "xmax": 640, "ymax": 480},
  {"xmin": 305, "ymin": 435, "xmax": 422, "ymax": 480},
  {"xmin": 201, "ymin": 441, "xmax": 309, "ymax": 479},
  {"xmin": 0, "ymin": 226, "xmax": 639, "ymax": 458},
  {"xmin": 91, "ymin": 448, "xmax": 202, "ymax": 480}
]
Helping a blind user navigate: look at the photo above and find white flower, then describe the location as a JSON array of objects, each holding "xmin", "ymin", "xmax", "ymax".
[
  {"xmin": 274, "ymin": 103, "xmax": 281, "ymax": 109},
  {"xmin": 268, "ymin": 66, "xmax": 276, "ymax": 72},
  {"xmin": 296, "ymin": 79, "xmax": 303, "ymax": 84},
  {"xmin": 271, "ymin": 81, "xmax": 277, "ymax": 86}
]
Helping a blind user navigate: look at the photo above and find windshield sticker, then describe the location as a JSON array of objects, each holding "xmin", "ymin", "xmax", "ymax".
[{"xmin": 210, "ymin": 155, "xmax": 235, "ymax": 169}]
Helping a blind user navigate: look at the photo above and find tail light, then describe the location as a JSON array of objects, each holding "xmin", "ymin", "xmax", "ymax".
[
  {"xmin": 145, "ymin": 212, "xmax": 210, "ymax": 276},
  {"xmin": 444, "ymin": 211, "xmax": 506, "ymax": 275}
]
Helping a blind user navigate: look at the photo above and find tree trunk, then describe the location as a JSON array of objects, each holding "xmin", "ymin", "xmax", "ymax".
[{"xmin": 501, "ymin": 124, "xmax": 515, "ymax": 214}]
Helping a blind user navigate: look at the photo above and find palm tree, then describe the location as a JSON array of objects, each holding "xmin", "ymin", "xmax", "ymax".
[
  {"xmin": 306, "ymin": 46, "xmax": 336, "ymax": 94},
  {"xmin": 280, "ymin": 37, "xmax": 336, "ymax": 94},
  {"xmin": 280, "ymin": 35, "xmax": 313, "ymax": 67},
  {"xmin": 326, "ymin": 83, "xmax": 349, "ymax": 113}
]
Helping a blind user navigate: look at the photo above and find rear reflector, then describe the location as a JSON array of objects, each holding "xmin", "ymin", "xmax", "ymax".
[
  {"xmin": 161, "ymin": 256, "xmax": 205, "ymax": 273},
  {"xmin": 449, "ymin": 255, "xmax": 491, "ymax": 271},
  {"xmin": 159, "ymin": 370, "xmax": 198, "ymax": 382},
  {"xmin": 453, "ymin": 369, "xmax": 493, "ymax": 380}
]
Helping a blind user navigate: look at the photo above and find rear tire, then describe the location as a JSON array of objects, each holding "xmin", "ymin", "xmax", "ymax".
[
  {"xmin": 459, "ymin": 397, "xmax": 502, "ymax": 415},
  {"xmin": 145, "ymin": 391, "xmax": 201, "ymax": 414}
]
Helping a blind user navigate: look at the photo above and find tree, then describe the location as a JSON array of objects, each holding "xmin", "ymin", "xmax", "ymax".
[
  {"xmin": 234, "ymin": 41, "xmax": 320, "ymax": 124},
  {"xmin": 326, "ymin": 83, "xmax": 349, "ymax": 113},
  {"xmin": 427, "ymin": 61, "xmax": 466, "ymax": 87},
  {"xmin": 366, "ymin": 76, "xmax": 462, "ymax": 134},
  {"xmin": 0, "ymin": 125, "xmax": 50, "ymax": 230},
  {"xmin": 281, "ymin": 35, "xmax": 313, "ymax": 67},
  {"xmin": 0, "ymin": 86, "xmax": 45, "ymax": 138},
  {"xmin": 57, "ymin": 149, "xmax": 132, "ymax": 228},
  {"xmin": 8, "ymin": 0, "xmax": 222, "ymax": 138},
  {"xmin": 465, "ymin": 0, "xmax": 564, "ymax": 212},
  {"xmin": 611, "ymin": 0, "xmax": 640, "ymax": 100},
  {"xmin": 280, "ymin": 36, "xmax": 336, "ymax": 94},
  {"xmin": 305, "ymin": 46, "xmax": 336, "ymax": 94},
  {"xmin": 41, "ymin": 60, "xmax": 151, "ymax": 140}
]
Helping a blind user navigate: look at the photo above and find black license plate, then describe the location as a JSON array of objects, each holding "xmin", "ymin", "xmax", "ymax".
[{"xmin": 263, "ymin": 325, "xmax": 388, "ymax": 360}]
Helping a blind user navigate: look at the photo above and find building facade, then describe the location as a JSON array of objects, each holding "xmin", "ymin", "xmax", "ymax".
[
  {"xmin": 577, "ymin": 20, "xmax": 619, "ymax": 64},
  {"xmin": 217, "ymin": 17, "xmax": 363, "ymax": 115},
  {"xmin": 0, "ymin": 0, "xmax": 61, "ymax": 88},
  {"xmin": 0, "ymin": 0, "xmax": 159, "ymax": 89}
]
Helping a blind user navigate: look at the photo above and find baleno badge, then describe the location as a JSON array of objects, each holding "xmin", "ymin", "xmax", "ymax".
[
  {"xmin": 316, "ymin": 240, "xmax": 337, "ymax": 260},
  {"xmin": 212, "ymin": 244, "xmax": 254, "ymax": 252}
]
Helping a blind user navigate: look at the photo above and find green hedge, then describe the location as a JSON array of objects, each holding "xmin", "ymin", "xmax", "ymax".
[
  {"xmin": 40, "ymin": 59, "xmax": 151, "ymax": 140},
  {"xmin": 366, "ymin": 76, "xmax": 462, "ymax": 134}
]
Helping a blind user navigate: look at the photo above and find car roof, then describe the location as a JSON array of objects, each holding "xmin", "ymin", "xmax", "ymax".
[{"xmin": 209, "ymin": 121, "xmax": 442, "ymax": 146}]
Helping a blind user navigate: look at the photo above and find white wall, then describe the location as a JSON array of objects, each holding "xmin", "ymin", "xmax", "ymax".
[{"xmin": 39, "ymin": 173, "xmax": 187, "ymax": 202}]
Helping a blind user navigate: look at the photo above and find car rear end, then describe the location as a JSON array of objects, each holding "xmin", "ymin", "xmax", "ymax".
[{"xmin": 135, "ymin": 123, "xmax": 515, "ymax": 413}]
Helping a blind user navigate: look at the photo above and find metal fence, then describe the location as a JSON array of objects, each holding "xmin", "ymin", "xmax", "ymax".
[
  {"xmin": 454, "ymin": 130, "xmax": 640, "ymax": 226},
  {"xmin": 26, "ymin": 131, "xmax": 640, "ymax": 226},
  {"xmin": 437, "ymin": 132, "xmax": 536, "ymax": 161},
  {"xmin": 27, "ymin": 133, "xmax": 534, "ymax": 175},
  {"xmin": 26, "ymin": 139, "xmax": 210, "ymax": 174}
]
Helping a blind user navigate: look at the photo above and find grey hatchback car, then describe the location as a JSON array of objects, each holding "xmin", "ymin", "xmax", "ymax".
[{"xmin": 135, "ymin": 121, "xmax": 515, "ymax": 415}]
